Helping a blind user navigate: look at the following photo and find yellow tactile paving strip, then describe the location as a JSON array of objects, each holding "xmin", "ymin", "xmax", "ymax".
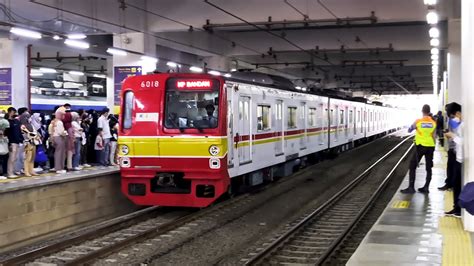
[{"xmin": 439, "ymin": 190, "xmax": 474, "ymax": 266}]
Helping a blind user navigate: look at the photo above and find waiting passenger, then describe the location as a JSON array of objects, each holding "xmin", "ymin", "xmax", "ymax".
[
  {"xmin": 444, "ymin": 102, "xmax": 463, "ymax": 217},
  {"xmin": 94, "ymin": 128, "xmax": 105, "ymax": 164},
  {"xmin": 20, "ymin": 112, "xmax": 40, "ymax": 177},
  {"xmin": 6, "ymin": 107, "xmax": 22, "ymax": 178},
  {"xmin": 401, "ymin": 104, "xmax": 436, "ymax": 194},
  {"xmin": 51, "ymin": 107, "xmax": 67, "ymax": 174},
  {"xmin": 0, "ymin": 111, "xmax": 9, "ymax": 179}
]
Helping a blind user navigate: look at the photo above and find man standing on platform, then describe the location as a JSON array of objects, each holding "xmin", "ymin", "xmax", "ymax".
[
  {"xmin": 401, "ymin": 104, "xmax": 437, "ymax": 194},
  {"xmin": 444, "ymin": 102, "xmax": 463, "ymax": 217}
]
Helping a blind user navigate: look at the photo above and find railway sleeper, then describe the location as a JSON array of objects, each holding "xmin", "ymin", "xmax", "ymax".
[
  {"xmin": 286, "ymin": 244, "xmax": 328, "ymax": 251},
  {"xmin": 270, "ymin": 255, "xmax": 318, "ymax": 263},
  {"xmin": 278, "ymin": 249, "xmax": 324, "ymax": 256},
  {"xmin": 315, "ymin": 220, "xmax": 350, "ymax": 226}
]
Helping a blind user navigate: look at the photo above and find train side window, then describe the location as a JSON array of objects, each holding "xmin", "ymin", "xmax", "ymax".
[
  {"xmin": 239, "ymin": 100, "xmax": 243, "ymax": 120},
  {"xmin": 349, "ymin": 110, "xmax": 353, "ymax": 124},
  {"xmin": 339, "ymin": 110, "xmax": 344, "ymax": 125},
  {"xmin": 123, "ymin": 91, "xmax": 134, "ymax": 129},
  {"xmin": 308, "ymin": 108, "xmax": 316, "ymax": 127},
  {"xmin": 330, "ymin": 109, "xmax": 334, "ymax": 125},
  {"xmin": 287, "ymin": 107, "xmax": 297, "ymax": 128},
  {"xmin": 257, "ymin": 105, "xmax": 271, "ymax": 131}
]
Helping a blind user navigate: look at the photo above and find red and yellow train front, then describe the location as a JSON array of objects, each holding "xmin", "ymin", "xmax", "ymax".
[{"xmin": 118, "ymin": 74, "xmax": 229, "ymax": 207}]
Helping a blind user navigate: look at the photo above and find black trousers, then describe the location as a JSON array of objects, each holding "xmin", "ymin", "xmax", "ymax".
[
  {"xmin": 444, "ymin": 149, "xmax": 456, "ymax": 188},
  {"xmin": 0, "ymin": 153, "xmax": 8, "ymax": 175},
  {"xmin": 408, "ymin": 145, "xmax": 435, "ymax": 188},
  {"xmin": 452, "ymin": 161, "xmax": 462, "ymax": 211}
]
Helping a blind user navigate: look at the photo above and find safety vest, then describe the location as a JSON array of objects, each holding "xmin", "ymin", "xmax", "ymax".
[{"xmin": 414, "ymin": 116, "xmax": 436, "ymax": 147}]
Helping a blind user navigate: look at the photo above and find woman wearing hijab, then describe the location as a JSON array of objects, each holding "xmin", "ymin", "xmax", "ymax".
[
  {"xmin": 50, "ymin": 107, "xmax": 67, "ymax": 174},
  {"xmin": 20, "ymin": 112, "xmax": 39, "ymax": 177},
  {"xmin": 71, "ymin": 112, "xmax": 83, "ymax": 170}
]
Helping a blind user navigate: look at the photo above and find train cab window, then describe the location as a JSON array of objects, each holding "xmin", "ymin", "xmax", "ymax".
[
  {"xmin": 308, "ymin": 108, "xmax": 316, "ymax": 127},
  {"xmin": 257, "ymin": 105, "xmax": 271, "ymax": 131},
  {"xmin": 123, "ymin": 91, "xmax": 134, "ymax": 129},
  {"xmin": 164, "ymin": 78, "xmax": 220, "ymax": 130},
  {"xmin": 287, "ymin": 107, "xmax": 297, "ymax": 128},
  {"xmin": 339, "ymin": 110, "xmax": 344, "ymax": 125}
]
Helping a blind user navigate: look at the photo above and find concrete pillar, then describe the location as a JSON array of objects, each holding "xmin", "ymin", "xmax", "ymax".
[
  {"xmin": 0, "ymin": 38, "xmax": 29, "ymax": 109},
  {"xmin": 111, "ymin": 33, "xmax": 157, "ymax": 113},
  {"xmin": 461, "ymin": 0, "xmax": 474, "ymax": 231},
  {"xmin": 447, "ymin": 19, "xmax": 461, "ymax": 104}
]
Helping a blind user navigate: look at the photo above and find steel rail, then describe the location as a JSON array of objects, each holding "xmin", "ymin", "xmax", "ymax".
[
  {"xmin": 245, "ymin": 135, "xmax": 412, "ymax": 265},
  {"xmin": 0, "ymin": 206, "xmax": 162, "ymax": 265}
]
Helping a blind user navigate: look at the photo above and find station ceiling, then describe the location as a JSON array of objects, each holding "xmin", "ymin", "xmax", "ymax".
[{"xmin": 0, "ymin": 0, "xmax": 459, "ymax": 95}]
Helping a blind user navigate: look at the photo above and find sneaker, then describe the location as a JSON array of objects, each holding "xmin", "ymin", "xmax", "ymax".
[
  {"xmin": 445, "ymin": 209, "xmax": 461, "ymax": 217},
  {"xmin": 56, "ymin": 170, "xmax": 67, "ymax": 174},
  {"xmin": 82, "ymin": 164, "xmax": 91, "ymax": 168},
  {"xmin": 418, "ymin": 187, "xmax": 430, "ymax": 193},
  {"xmin": 7, "ymin": 175, "xmax": 19, "ymax": 179},
  {"xmin": 438, "ymin": 185, "xmax": 451, "ymax": 191},
  {"xmin": 73, "ymin": 167, "xmax": 82, "ymax": 171},
  {"xmin": 33, "ymin": 167, "xmax": 43, "ymax": 172},
  {"xmin": 0, "ymin": 176, "xmax": 6, "ymax": 180},
  {"xmin": 400, "ymin": 187, "xmax": 416, "ymax": 194},
  {"xmin": 49, "ymin": 168, "xmax": 56, "ymax": 172}
]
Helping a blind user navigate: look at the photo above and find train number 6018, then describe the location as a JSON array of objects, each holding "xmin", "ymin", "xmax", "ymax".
[{"xmin": 140, "ymin": 80, "xmax": 159, "ymax": 88}]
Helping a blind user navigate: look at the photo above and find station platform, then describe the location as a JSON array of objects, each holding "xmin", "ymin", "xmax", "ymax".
[
  {"xmin": 348, "ymin": 148, "xmax": 474, "ymax": 266},
  {"xmin": 0, "ymin": 166, "xmax": 138, "ymax": 251}
]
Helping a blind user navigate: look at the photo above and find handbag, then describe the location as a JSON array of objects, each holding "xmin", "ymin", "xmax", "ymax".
[
  {"xmin": 0, "ymin": 136, "xmax": 8, "ymax": 155},
  {"xmin": 35, "ymin": 144, "xmax": 48, "ymax": 163}
]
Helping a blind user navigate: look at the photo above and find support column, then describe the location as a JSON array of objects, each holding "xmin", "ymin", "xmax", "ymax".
[
  {"xmin": 461, "ymin": 0, "xmax": 474, "ymax": 231},
  {"xmin": 111, "ymin": 33, "xmax": 157, "ymax": 113},
  {"xmin": 0, "ymin": 38, "xmax": 29, "ymax": 109},
  {"xmin": 447, "ymin": 19, "xmax": 461, "ymax": 104}
]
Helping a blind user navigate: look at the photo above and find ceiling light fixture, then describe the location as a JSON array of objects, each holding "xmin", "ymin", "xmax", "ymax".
[
  {"xmin": 39, "ymin": 67, "xmax": 57, "ymax": 73},
  {"xmin": 107, "ymin": 48, "xmax": 128, "ymax": 56},
  {"xmin": 430, "ymin": 38, "xmax": 440, "ymax": 46},
  {"xmin": 92, "ymin": 84, "xmax": 104, "ymax": 89},
  {"xmin": 426, "ymin": 11, "xmax": 439, "ymax": 24},
  {"xmin": 208, "ymin": 70, "xmax": 221, "ymax": 76},
  {"xmin": 190, "ymin": 66, "xmax": 203, "ymax": 73},
  {"xmin": 64, "ymin": 39, "xmax": 90, "ymax": 49},
  {"xmin": 93, "ymin": 74, "xmax": 107, "ymax": 78},
  {"xmin": 424, "ymin": 0, "xmax": 437, "ymax": 5},
  {"xmin": 230, "ymin": 68, "xmax": 237, "ymax": 72},
  {"xmin": 431, "ymin": 48, "xmax": 439, "ymax": 55},
  {"xmin": 52, "ymin": 35, "xmax": 62, "ymax": 40},
  {"xmin": 140, "ymin": 55, "xmax": 158, "ymax": 63},
  {"xmin": 166, "ymin": 61, "xmax": 178, "ymax": 68},
  {"xmin": 431, "ymin": 54, "xmax": 439, "ymax": 60},
  {"xmin": 67, "ymin": 33, "xmax": 87, "ymax": 39},
  {"xmin": 10, "ymin": 27, "xmax": 42, "ymax": 39},
  {"xmin": 432, "ymin": 59, "xmax": 439, "ymax": 65},
  {"xmin": 69, "ymin": 71, "xmax": 85, "ymax": 76},
  {"xmin": 224, "ymin": 73, "xmax": 232, "ymax": 78},
  {"xmin": 429, "ymin": 27, "xmax": 440, "ymax": 38}
]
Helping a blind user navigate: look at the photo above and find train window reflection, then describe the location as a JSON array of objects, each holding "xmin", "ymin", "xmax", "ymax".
[{"xmin": 164, "ymin": 90, "xmax": 219, "ymax": 130}]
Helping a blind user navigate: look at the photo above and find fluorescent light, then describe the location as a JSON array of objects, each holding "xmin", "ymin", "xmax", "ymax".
[
  {"xmin": 431, "ymin": 54, "xmax": 439, "ymax": 60},
  {"xmin": 302, "ymin": 87, "xmax": 307, "ymax": 92},
  {"xmin": 30, "ymin": 73, "xmax": 43, "ymax": 77},
  {"xmin": 69, "ymin": 71, "xmax": 85, "ymax": 76},
  {"xmin": 39, "ymin": 67, "xmax": 57, "ymax": 73},
  {"xmin": 67, "ymin": 33, "xmax": 87, "ymax": 39},
  {"xmin": 424, "ymin": 0, "xmax": 437, "ymax": 5},
  {"xmin": 10, "ymin": 27, "xmax": 42, "ymax": 39},
  {"xmin": 426, "ymin": 11, "xmax": 439, "ymax": 24},
  {"xmin": 166, "ymin": 61, "xmax": 178, "ymax": 68},
  {"xmin": 208, "ymin": 70, "xmax": 221, "ymax": 76},
  {"xmin": 53, "ymin": 35, "xmax": 62, "ymax": 40},
  {"xmin": 429, "ymin": 27, "xmax": 440, "ymax": 38},
  {"xmin": 107, "ymin": 48, "xmax": 128, "ymax": 56},
  {"xmin": 92, "ymin": 84, "xmax": 104, "ymax": 89},
  {"xmin": 431, "ymin": 48, "xmax": 439, "ymax": 55},
  {"xmin": 295, "ymin": 86, "xmax": 302, "ymax": 90},
  {"xmin": 190, "ymin": 66, "xmax": 203, "ymax": 73},
  {"xmin": 430, "ymin": 38, "xmax": 440, "ymax": 46},
  {"xmin": 432, "ymin": 60, "xmax": 439, "ymax": 65},
  {"xmin": 230, "ymin": 68, "xmax": 237, "ymax": 72},
  {"xmin": 93, "ymin": 74, "xmax": 107, "ymax": 78},
  {"xmin": 64, "ymin": 39, "xmax": 90, "ymax": 49},
  {"xmin": 140, "ymin": 55, "xmax": 158, "ymax": 63},
  {"xmin": 224, "ymin": 73, "xmax": 232, "ymax": 78}
]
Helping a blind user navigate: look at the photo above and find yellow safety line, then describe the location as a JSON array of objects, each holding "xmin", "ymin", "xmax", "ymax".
[{"xmin": 439, "ymin": 190, "xmax": 474, "ymax": 266}]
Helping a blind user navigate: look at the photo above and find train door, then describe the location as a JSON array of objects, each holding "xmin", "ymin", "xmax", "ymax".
[
  {"xmin": 275, "ymin": 100, "xmax": 284, "ymax": 156},
  {"xmin": 300, "ymin": 102, "xmax": 307, "ymax": 150},
  {"xmin": 227, "ymin": 88, "xmax": 234, "ymax": 168},
  {"xmin": 238, "ymin": 96, "xmax": 251, "ymax": 164},
  {"xmin": 319, "ymin": 105, "xmax": 326, "ymax": 145}
]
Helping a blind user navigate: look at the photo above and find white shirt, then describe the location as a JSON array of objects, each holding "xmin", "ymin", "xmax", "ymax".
[
  {"xmin": 72, "ymin": 121, "xmax": 82, "ymax": 138},
  {"xmin": 97, "ymin": 115, "xmax": 111, "ymax": 139},
  {"xmin": 453, "ymin": 122, "xmax": 463, "ymax": 163}
]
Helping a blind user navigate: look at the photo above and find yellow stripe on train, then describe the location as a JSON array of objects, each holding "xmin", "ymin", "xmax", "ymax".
[{"xmin": 118, "ymin": 136, "xmax": 228, "ymax": 157}]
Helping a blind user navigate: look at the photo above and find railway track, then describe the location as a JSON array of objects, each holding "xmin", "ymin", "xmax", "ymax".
[
  {"xmin": 0, "ymin": 194, "xmax": 253, "ymax": 266},
  {"xmin": 245, "ymin": 136, "xmax": 413, "ymax": 265}
]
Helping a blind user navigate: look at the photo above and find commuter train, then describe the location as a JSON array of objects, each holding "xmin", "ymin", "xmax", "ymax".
[{"xmin": 118, "ymin": 72, "xmax": 408, "ymax": 207}]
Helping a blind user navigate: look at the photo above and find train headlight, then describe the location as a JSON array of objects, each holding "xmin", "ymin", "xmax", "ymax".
[
  {"xmin": 120, "ymin": 157, "xmax": 131, "ymax": 168},
  {"xmin": 120, "ymin": 144, "xmax": 129, "ymax": 155},
  {"xmin": 209, "ymin": 145, "xmax": 220, "ymax": 156}
]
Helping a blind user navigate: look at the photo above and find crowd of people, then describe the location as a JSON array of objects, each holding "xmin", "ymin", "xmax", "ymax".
[{"xmin": 0, "ymin": 104, "xmax": 119, "ymax": 179}]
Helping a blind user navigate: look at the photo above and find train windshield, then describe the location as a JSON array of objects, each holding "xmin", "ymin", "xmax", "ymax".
[{"xmin": 164, "ymin": 78, "xmax": 219, "ymax": 130}]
